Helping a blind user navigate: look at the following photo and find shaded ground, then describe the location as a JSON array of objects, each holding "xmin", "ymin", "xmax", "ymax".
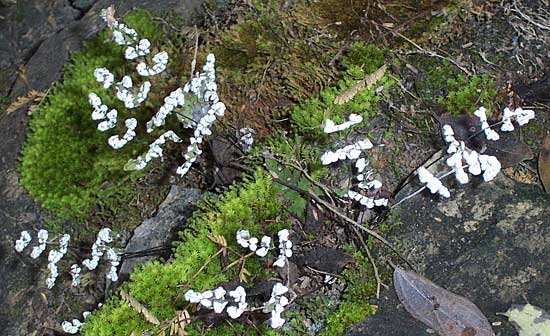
[
  {"xmin": 0, "ymin": 0, "xmax": 548, "ymax": 334},
  {"xmin": 348, "ymin": 171, "xmax": 550, "ymax": 335}
]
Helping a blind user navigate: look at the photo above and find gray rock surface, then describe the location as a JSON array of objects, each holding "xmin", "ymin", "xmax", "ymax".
[
  {"xmin": 0, "ymin": 1, "xmax": 205, "ymax": 334},
  {"xmin": 347, "ymin": 174, "xmax": 550, "ymax": 336},
  {"xmin": 0, "ymin": 0, "xmax": 83, "ymax": 95},
  {"xmin": 119, "ymin": 186, "xmax": 205, "ymax": 281}
]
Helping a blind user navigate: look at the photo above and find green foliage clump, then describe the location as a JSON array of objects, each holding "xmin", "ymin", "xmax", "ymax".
[
  {"xmin": 438, "ymin": 73, "xmax": 497, "ymax": 115},
  {"xmin": 256, "ymin": 134, "xmax": 327, "ymax": 218},
  {"xmin": 19, "ymin": 10, "xmax": 162, "ymax": 219},
  {"xmin": 290, "ymin": 43, "xmax": 390, "ymax": 138},
  {"xmin": 319, "ymin": 249, "xmax": 378, "ymax": 335},
  {"xmin": 80, "ymin": 298, "xmax": 157, "ymax": 336},
  {"xmin": 82, "ymin": 170, "xmax": 289, "ymax": 335},
  {"xmin": 341, "ymin": 42, "xmax": 386, "ymax": 75}
]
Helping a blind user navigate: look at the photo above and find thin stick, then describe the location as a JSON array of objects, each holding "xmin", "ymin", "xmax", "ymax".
[
  {"xmin": 351, "ymin": 225, "xmax": 387, "ymax": 298},
  {"xmin": 190, "ymin": 25, "xmax": 199, "ymax": 78},
  {"xmin": 176, "ymin": 248, "xmax": 223, "ymax": 289},
  {"xmin": 271, "ymin": 176, "xmax": 411, "ymax": 268},
  {"xmin": 391, "ymin": 169, "xmax": 457, "ymax": 209},
  {"xmin": 220, "ymin": 251, "xmax": 255, "ymax": 273}
]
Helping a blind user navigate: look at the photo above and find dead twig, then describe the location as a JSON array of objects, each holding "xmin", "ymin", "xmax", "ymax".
[
  {"xmin": 190, "ymin": 25, "xmax": 199, "ymax": 78},
  {"xmin": 351, "ymin": 225, "xmax": 387, "ymax": 298}
]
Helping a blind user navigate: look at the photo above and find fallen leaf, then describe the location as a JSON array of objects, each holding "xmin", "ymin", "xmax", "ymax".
[
  {"xmin": 485, "ymin": 132, "xmax": 533, "ymax": 168},
  {"xmin": 239, "ymin": 266, "xmax": 250, "ymax": 283},
  {"xmin": 334, "ymin": 64, "xmax": 387, "ymax": 104},
  {"xmin": 500, "ymin": 304, "xmax": 550, "ymax": 336},
  {"xmin": 6, "ymin": 90, "xmax": 45, "ymax": 114},
  {"xmin": 538, "ymin": 134, "xmax": 550, "ymax": 193},
  {"xmin": 166, "ymin": 310, "xmax": 190, "ymax": 336},
  {"xmin": 393, "ymin": 267, "xmax": 495, "ymax": 336}
]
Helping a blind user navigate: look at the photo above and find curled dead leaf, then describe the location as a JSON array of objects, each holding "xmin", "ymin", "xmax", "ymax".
[{"xmin": 104, "ymin": 5, "xmax": 117, "ymax": 28}]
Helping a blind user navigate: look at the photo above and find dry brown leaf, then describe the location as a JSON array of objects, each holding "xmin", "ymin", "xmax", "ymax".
[
  {"xmin": 539, "ymin": 134, "xmax": 550, "ymax": 193},
  {"xmin": 6, "ymin": 90, "xmax": 45, "ymax": 114},
  {"xmin": 208, "ymin": 234, "xmax": 227, "ymax": 247},
  {"xmin": 334, "ymin": 64, "xmax": 387, "ymax": 105},
  {"xmin": 394, "ymin": 267, "xmax": 495, "ymax": 336},
  {"xmin": 170, "ymin": 310, "xmax": 190, "ymax": 336},
  {"xmin": 104, "ymin": 5, "xmax": 117, "ymax": 28},
  {"xmin": 120, "ymin": 289, "xmax": 161, "ymax": 325},
  {"xmin": 239, "ymin": 266, "xmax": 251, "ymax": 283}
]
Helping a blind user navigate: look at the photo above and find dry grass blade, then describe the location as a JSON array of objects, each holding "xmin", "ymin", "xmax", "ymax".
[
  {"xmin": 104, "ymin": 5, "xmax": 117, "ymax": 28},
  {"xmin": 6, "ymin": 90, "xmax": 45, "ymax": 114},
  {"xmin": 238, "ymin": 265, "xmax": 250, "ymax": 283},
  {"xmin": 121, "ymin": 289, "xmax": 161, "ymax": 326},
  {"xmin": 539, "ymin": 133, "xmax": 550, "ymax": 193},
  {"xmin": 334, "ymin": 64, "xmax": 387, "ymax": 105},
  {"xmin": 208, "ymin": 234, "xmax": 227, "ymax": 247}
]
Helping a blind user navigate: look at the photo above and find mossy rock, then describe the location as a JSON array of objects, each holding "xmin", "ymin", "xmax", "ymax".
[{"xmin": 19, "ymin": 10, "xmax": 181, "ymax": 223}]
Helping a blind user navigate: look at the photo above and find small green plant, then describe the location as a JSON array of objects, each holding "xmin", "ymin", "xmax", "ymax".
[
  {"xmin": 438, "ymin": 74, "xmax": 497, "ymax": 115},
  {"xmin": 341, "ymin": 43, "xmax": 386, "ymax": 75},
  {"xmin": 290, "ymin": 43, "xmax": 390, "ymax": 138},
  {"xmin": 0, "ymin": 95, "xmax": 8, "ymax": 114},
  {"xmin": 80, "ymin": 298, "xmax": 156, "ymax": 335}
]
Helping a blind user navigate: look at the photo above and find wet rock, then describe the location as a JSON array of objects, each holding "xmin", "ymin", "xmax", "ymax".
[
  {"xmin": 0, "ymin": 0, "xmax": 82, "ymax": 95},
  {"xmin": 347, "ymin": 174, "xmax": 550, "ymax": 336},
  {"xmin": 515, "ymin": 72, "xmax": 550, "ymax": 103},
  {"xmin": 8, "ymin": 0, "xmax": 204, "ymax": 99},
  {"xmin": 119, "ymin": 186, "xmax": 204, "ymax": 281},
  {"xmin": 297, "ymin": 247, "xmax": 353, "ymax": 274}
]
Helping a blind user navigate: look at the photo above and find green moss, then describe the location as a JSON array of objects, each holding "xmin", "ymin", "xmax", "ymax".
[
  {"xmin": 19, "ymin": 10, "xmax": 167, "ymax": 220},
  {"xmin": 413, "ymin": 58, "xmax": 459, "ymax": 105},
  {"xmin": 438, "ymin": 73, "xmax": 497, "ymax": 115},
  {"xmin": 413, "ymin": 54, "xmax": 497, "ymax": 116},
  {"xmin": 290, "ymin": 43, "xmax": 390, "ymax": 138},
  {"xmin": 83, "ymin": 170, "xmax": 290, "ymax": 335},
  {"xmin": 209, "ymin": 0, "xmax": 339, "ymax": 135},
  {"xmin": 81, "ymin": 298, "xmax": 157, "ymax": 335},
  {"xmin": 319, "ymin": 249, "xmax": 378, "ymax": 335},
  {"xmin": 341, "ymin": 43, "xmax": 385, "ymax": 75}
]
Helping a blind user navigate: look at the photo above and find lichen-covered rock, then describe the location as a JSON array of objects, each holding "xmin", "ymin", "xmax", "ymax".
[
  {"xmin": 347, "ymin": 174, "xmax": 550, "ymax": 336},
  {"xmin": 118, "ymin": 186, "xmax": 205, "ymax": 281}
]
